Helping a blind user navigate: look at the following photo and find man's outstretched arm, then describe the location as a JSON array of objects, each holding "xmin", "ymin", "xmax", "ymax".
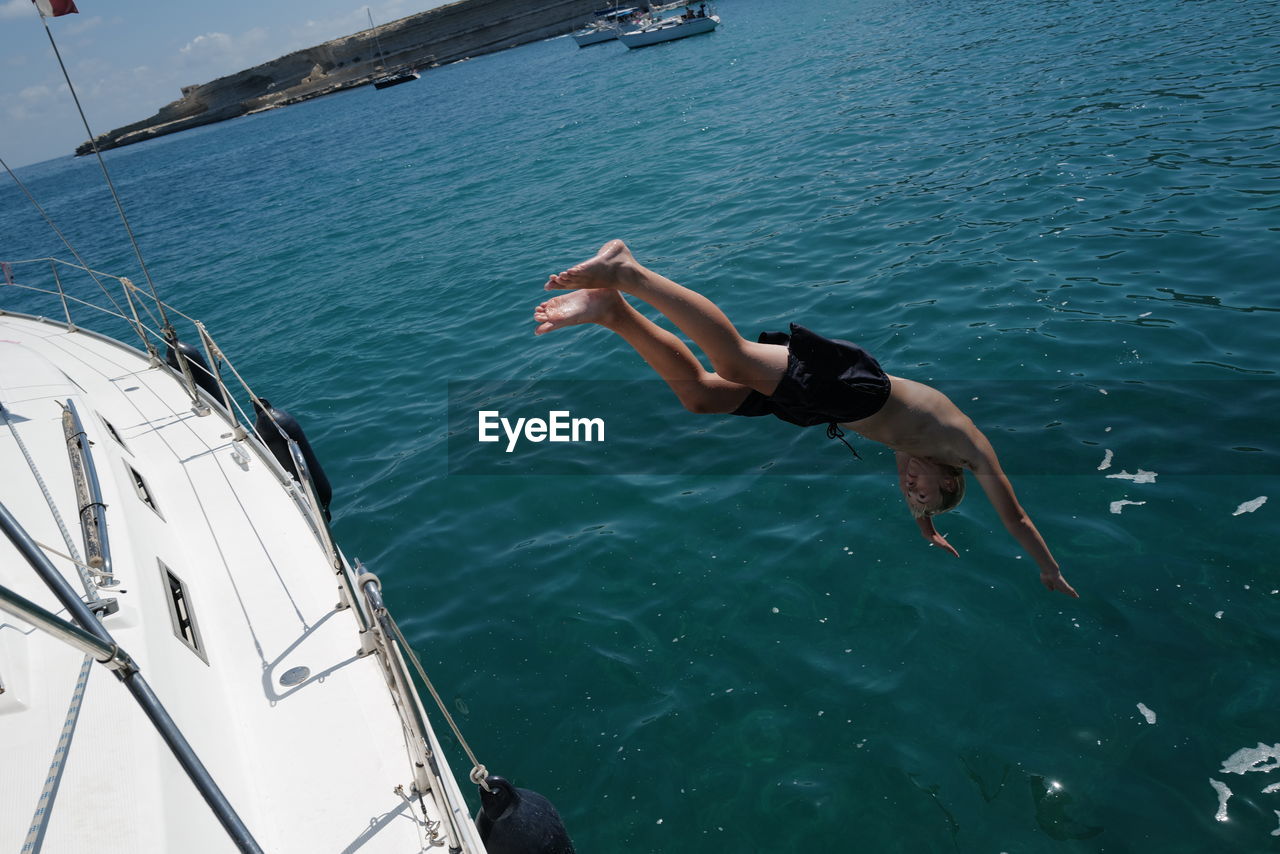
[{"xmin": 968, "ymin": 437, "xmax": 1079, "ymax": 597}]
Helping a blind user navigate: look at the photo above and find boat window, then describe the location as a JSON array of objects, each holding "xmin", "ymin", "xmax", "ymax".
[
  {"xmin": 127, "ymin": 464, "xmax": 161, "ymax": 517},
  {"xmin": 160, "ymin": 560, "xmax": 208, "ymax": 664}
]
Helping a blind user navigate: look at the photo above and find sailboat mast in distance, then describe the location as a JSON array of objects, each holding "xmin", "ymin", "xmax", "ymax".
[
  {"xmin": 367, "ymin": 7, "xmax": 386, "ymax": 71},
  {"xmin": 366, "ymin": 8, "xmax": 421, "ymax": 89}
]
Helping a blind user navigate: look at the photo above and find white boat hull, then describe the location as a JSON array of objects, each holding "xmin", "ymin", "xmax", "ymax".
[
  {"xmin": 572, "ymin": 6, "xmax": 641, "ymax": 46},
  {"xmin": 0, "ymin": 311, "xmax": 484, "ymax": 852},
  {"xmin": 618, "ymin": 14, "xmax": 719, "ymax": 48},
  {"xmin": 572, "ymin": 25, "xmax": 620, "ymax": 46}
]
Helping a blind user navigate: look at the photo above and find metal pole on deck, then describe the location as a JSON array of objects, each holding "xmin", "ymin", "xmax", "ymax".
[{"xmin": 0, "ymin": 502, "xmax": 265, "ymax": 854}]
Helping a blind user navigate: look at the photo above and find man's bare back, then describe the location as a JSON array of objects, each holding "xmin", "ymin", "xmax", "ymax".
[{"xmin": 846, "ymin": 376, "xmax": 982, "ymax": 467}]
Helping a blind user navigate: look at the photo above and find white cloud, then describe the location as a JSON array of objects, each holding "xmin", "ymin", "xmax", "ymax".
[
  {"xmin": 0, "ymin": 0, "xmax": 35, "ymax": 21},
  {"xmin": 64, "ymin": 14, "xmax": 102, "ymax": 36},
  {"xmin": 294, "ymin": 0, "xmax": 415, "ymax": 47},
  {"xmin": 19, "ymin": 84, "xmax": 53, "ymax": 101},
  {"xmin": 180, "ymin": 27, "xmax": 268, "ymax": 61},
  {"xmin": 74, "ymin": 62, "xmax": 173, "ymax": 112},
  {"xmin": 181, "ymin": 31, "xmax": 233, "ymax": 57},
  {"xmin": 176, "ymin": 26, "xmax": 272, "ymax": 81},
  {"xmin": 0, "ymin": 76, "xmax": 66, "ymax": 116}
]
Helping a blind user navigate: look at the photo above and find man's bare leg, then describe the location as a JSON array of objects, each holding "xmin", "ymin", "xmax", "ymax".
[
  {"xmin": 534, "ymin": 289, "xmax": 754, "ymax": 414},
  {"xmin": 544, "ymin": 240, "xmax": 787, "ymax": 396}
]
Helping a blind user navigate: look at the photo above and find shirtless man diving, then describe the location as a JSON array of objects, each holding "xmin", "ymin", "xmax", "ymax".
[{"xmin": 533, "ymin": 240, "xmax": 1078, "ymax": 598}]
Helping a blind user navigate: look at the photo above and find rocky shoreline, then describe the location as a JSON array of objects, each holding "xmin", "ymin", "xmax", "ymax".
[{"xmin": 77, "ymin": 0, "xmax": 606, "ymax": 155}]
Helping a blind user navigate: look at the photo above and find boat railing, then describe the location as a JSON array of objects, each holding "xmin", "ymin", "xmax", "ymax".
[
  {"xmin": 1, "ymin": 259, "xmax": 392, "ymax": 625},
  {"xmin": 1, "ymin": 258, "xmax": 341, "ymax": 558},
  {"xmin": 2, "ymin": 256, "xmax": 489, "ymax": 852}
]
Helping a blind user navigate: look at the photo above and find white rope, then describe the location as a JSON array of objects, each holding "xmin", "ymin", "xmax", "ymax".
[
  {"xmin": 21, "ymin": 654, "xmax": 94, "ymax": 854},
  {"xmin": 33, "ymin": 538, "xmax": 114, "ymax": 581}
]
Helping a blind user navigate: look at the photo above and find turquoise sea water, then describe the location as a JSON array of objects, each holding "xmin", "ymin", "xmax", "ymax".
[{"xmin": 4, "ymin": 0, "xmax": 1279, "ymax": 849}]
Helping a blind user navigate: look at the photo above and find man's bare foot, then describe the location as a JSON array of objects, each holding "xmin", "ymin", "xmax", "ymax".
[
  {"xmin": 544, "ymin": 239, "xmax": 642, "ymax": 291},
  {"xmin": 533, "ymin": 289, "xmax": 626, "ymax": 335}
]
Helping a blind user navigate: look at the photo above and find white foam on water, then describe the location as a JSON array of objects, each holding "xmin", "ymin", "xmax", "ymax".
[
  {"xmin": 1264, "ymin": 783, "xmax": 1280, "ymax": 794},
  {"xmin": 1233, "ymin": 496, "xmax": 1268, "ymax": 516},
  {"xmin": 1272, "ymin": 811, "xmax": 1280, "ymax": 837},
  {"xmin": 1221, "ymin": 743, "xmax": 1280, "ymax": 775},
  {"xmin": 1215, "ymin": 611, "xmax": 1224, "ymax": 620},
  {"xmin": 1137, "ymin": 702, "xmax": 1156, "ymax": 724},
  {"xmin": 1211, "ymin": 779, "xmax": 1232, "ymax": 822},
  {"xmin": 1098, "ymin": 449, "xmax": 1114, "ymax": 471},
  {"xmin": 1107, "ymin": 469, "xmax": 1157, "ymax": 483},
  {"xmin": 1110, "ymin": 500, "xmax": 1146, "ymax": 515}
]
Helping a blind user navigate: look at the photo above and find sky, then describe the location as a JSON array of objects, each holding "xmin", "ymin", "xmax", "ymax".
[{"xmin": 0, "ymin": 0, "xmax": 453, "ymax": 168}]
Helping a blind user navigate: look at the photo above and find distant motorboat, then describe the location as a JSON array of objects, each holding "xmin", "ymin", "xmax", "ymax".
[
  {"xmin": 572, "ymin": 6, "xmax": 641, "ymax": 47},
  {"xmin": 618, "ymin": 9, "xmax": 719, "ymax": 48}
]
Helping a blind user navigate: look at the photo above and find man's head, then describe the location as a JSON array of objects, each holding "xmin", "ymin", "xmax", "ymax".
[{"xmin": 899, "ymin": 456, "xmax": 966, "ymax": 518}]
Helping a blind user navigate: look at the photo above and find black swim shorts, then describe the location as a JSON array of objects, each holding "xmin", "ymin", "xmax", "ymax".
[{"xmin": 729, "ymin": 323, "xmax": 891, "ymax": 427}]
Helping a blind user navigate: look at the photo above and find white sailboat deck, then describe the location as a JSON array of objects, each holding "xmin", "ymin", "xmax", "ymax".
[{"xmin": 0, "ymin": 312, "xmax": 475, "ymax": 852}]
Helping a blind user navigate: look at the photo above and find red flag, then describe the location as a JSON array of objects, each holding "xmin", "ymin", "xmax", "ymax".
[{"xmin": 33, "ymin": 0, "xmax": 79, "ymax": 16}]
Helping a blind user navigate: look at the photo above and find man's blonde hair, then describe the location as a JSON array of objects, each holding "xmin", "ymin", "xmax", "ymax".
[{"xmin": 910, "ymin": 465, "xmax": 966, "ymax": 519}]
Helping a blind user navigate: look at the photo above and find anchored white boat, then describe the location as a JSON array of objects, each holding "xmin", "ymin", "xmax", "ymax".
[
  {"xmin": 618, "ymin": 7, "xmax": 719, "ymax": 49},
  {"xmin": 1, "ymin": 7, "xmax": 574, "ymax": 854},
  {"xmin": 0, "ymin": 262, "xmax": 489, "ymax": 853},
  {"xmin": 571, "ymin": 6, "xmax": 642, "ymax": 46}
]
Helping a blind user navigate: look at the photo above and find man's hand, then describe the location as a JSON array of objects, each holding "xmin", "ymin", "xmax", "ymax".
[
  {"xmin": 929, "ymin": 531, "xmax": 960, "ymax": 558},
  {"xmin": 916, "ymin": 517, "xmax": 959, "ymax": 558},
  {"xmin": 1041, "ymin": 568, "xmax": 1079, "ymax": 598}
]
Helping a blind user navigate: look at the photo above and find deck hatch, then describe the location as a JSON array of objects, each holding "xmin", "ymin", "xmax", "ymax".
[
  {"xmin": 99, "ymin": 415, "xmax": 128, "ymax": 451},
  {"xmin": 127, "ymin": 463, "xmax": 161, "ymax": 516},
  {"xmin": 159, "ymin": 560, "xmax": 207, "ymax": 664}
]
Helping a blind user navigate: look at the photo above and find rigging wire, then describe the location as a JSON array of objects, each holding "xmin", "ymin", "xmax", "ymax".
[
  {"xmin": 37, "ymin": 12, "xmax": 174, "ymax": 334},
  {"xmin": 0, "ymin": 158, "xmax": 136, "ymax": 334}
]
